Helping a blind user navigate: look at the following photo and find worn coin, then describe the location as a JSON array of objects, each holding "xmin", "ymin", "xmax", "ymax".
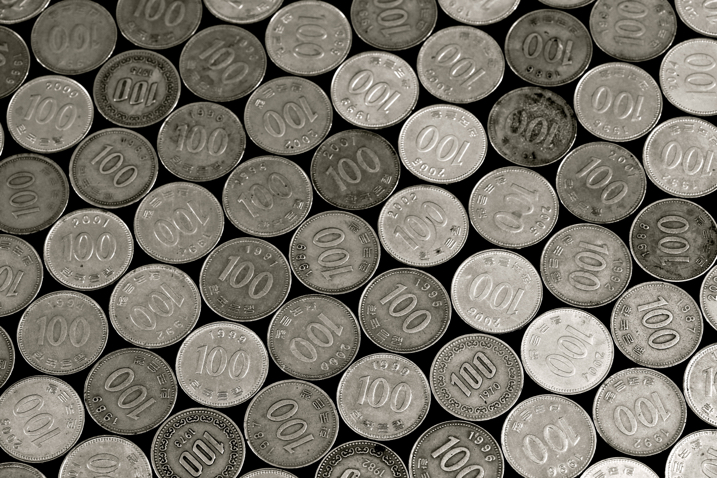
[
  {"xmin": 240, "ymin": 470, "xmax": 297, "ymax": 478},
  {"xmin": 581, "ymin": 458, "xmax": 658, "ymax": 478},
  {"xmin": 593, "ymin": 367, "xmax": 686, "ymax": 456},
  {"xmin": 439, "ymin": 0, "xmax": 519, "ymax": 25},
  {"xmin": 93, "ymin": 49, "xmax": 180, "ymax": 128},
  {"xmin": 0, "ymin": 462, "xmax": 45, "ymax": 478},
  {"xmin": 522, "ymin": 308, "xmax": 614, "ymax": 395},
  {"xmin": 116, "ymin": 0, "xmax": 202, "ymax": 50},
  {"xmin": 488, "ymin": 87, "xmax": 576, "ymax": 167},
  {"xmin": 0, "ymin": 234, "xmax": 42, "ymax": 317},
  {"xmin": 665, "ymin": 429, "xmax": 717, "ymax": 478},
  {"xmin": 200, "ymin": 237, "xmax": 291, "ymax": 321},
  {"xmin": 59, "ymin": 435, "xmax": 152, "ymax": 478},
  {"xmin": 399, "ymin": 104, "xmax": 486, "ymax": 184},
  {"xmin": 84, "ymin": 347, "xmax": 177, "ymax": 435},
  {"xmin": 0, "ymin": 327, "xmax": 13, "ymax": 389},
  {"xmin": 557, "ymin": 142, "xmax": 646, "ymax": 224},
  {"xmin": 205, "ymin": 0, "xmax": 283, "ymax": 24},
  {"xmin": 676, "ymin": 0, "xmax": 717, "ymax": 37},
  {"xmin": 109, "ymin": 263, "xmax": 201, "ymax": 348},
  {"xmin": 469, "ymin": 166, "xmax": 559, "ymax": 249},
  {"xmin": 539, "ymin": 0, "xmax": 595, "ymax": 6},
  {"xmin": 629, "ymin": 198, "xmax": 717, "ymax": 282},
  {"xmin": 331, "ymin": 51, "xmax": 419, "ymax": 129},
  {"xmin": 0, "ymin": 26, "xmax": 30, "ymax": 99},
  {"xmin": 223, "ymin": 155, "xmax": 312, "ymax": 237},
  {"xmin": 683, "ymin": 344, "xmax": 717, "ymax": 427},
  {"xmin": 179, "ymin": 25, "xmax": 266, "ymax": 102},
  {"xmin": 350, "ymin": 0, "xmax": 437, "ymax": 51},
  {"xmin": 245, "ymin": 379, "xmax": 339, "ymax": 468},
  {"xmin": 268, "ymin": 294, "xmax": 360, "ymax": 380},
  {"xmin": 660, "ymin": 39, "xmax": 717, "ymax": 116},
  {"xmin": 0, "ymin": 375, "xmax": 84, "ymax": 462},
  {"xmin": 316, "ymin": 440, "xmax": 408, "ymax": 478},
  {"xmin": 0, "ymin": 0, "xmax": 49, "ymax": 24},
  {"xmin": 337, "ymin": 353, "xmax": 429, "ymax": 441},
  {"xmin": 701, "ymin": 265, "xmax": 717, "ymax": 331}
]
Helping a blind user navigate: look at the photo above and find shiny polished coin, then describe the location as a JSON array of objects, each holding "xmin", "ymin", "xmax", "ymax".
[
  {"xmin": 629, "ymin": 198, "xmax": 717, "ymax": 282},
  {"xmin": 116, "ymin": 0, "xmax": 201, "ymax": 50},
  {"xmin": 0, "ymin": 463, "xmax": 45, "ymax": 478},
  {"xmin": 93, "ymin": 49, "xmax": 180, "ymax": 128},
  {"xmin": 200, "ymin": 237, "xmax": 290, "ymax": 322},
  {"xmin": 337, "ymin": 353, "xmax": 429, "ymax": 441},
  {"xmin": 452, "ymin": 249, "xmax": 541, "ymax": 334},
  {"xmin": 416, "ymin": 26, "xmax": 504, "ymax": 103},
  {"xmin": 0, "ymin": 327, "xmax": 14, "ymax": 389},
  {"xmin": 134, "ymin": 182, "xmax": 223, "ymax": 264},
  {"xmin": 205, "ymin": 0, "xmax": 283, "ymax": 24},
  {"xmin": 224, "ymin": 155, "xmax": 312, "ymax": 237},
  {"xmin": 399, "ymin": 104, "xmax": 486, "ymax": 184},
  {"xmin": 0, "ymin": 26, "xmax": 30, "ymax": 99},
  {"xmin": 8, "ymin": 75, "xmax": 93, "ymax": 153},
  {"xmin": 350, "ymin": 0, "xmax": 437, "ymax": 51},
  {"xmin": 0, "ymin": 375, "xmax": 83, "ymax": 462},
  {"xmin": 317, "ymin": 440, "xmax": 408, "ymax": 478},
  {"xmin": 660, "ymin": 39, "xmax": 717, "ymax": 116},
  {"xmin": 109, "ymin": 264, "xmax": 201, "ymax": 348},
  {"xmin": 44, "ymin": 208, "xmax": 133, "ymax": 291},
  {"xmin": 593, "ymin": 368, "xmax": 686, "ymax": 456},
  {"xmin": 311, "ymin": 129, "xmax": 400, "ymax": 210},
  {"xmin": 60, "ymin": 435, "xmax": 151, "ymax": 478},
  {"xmin": 701, "ymin": 265, "xmax": 717, "ymax": 331},
  {"xmin": 581, "ymin": 458, "xmax": 658, "ymax": 478},
  {"xmin": 84, "ymin": 347, "xmax": 177, "ymax": 435},
  {"xmin": 180, "ymin": 25, "xmax": 266, "ymax": 102},
  {"xmin": 331, "ymin": 51, "xmax": 419, "ymax": 129},
  {"xmin": 0, "ymin": 234, "xmax": 42, "ymax": 317},
  {"xmin": 240, "ymin": 470, "xmax": 296, "ymax": 478},
  {"xmin": 245, "ymin": 379, "xmax": 338, "ymax": 468},
  {"xmin": 177, "ymin": 321, "xmax": 268, "ymax": 408},
  {"xmin": 0, "ymin": 0, "xmax": 49, "ymax": 24},
  {"xmin": 522, "ymin": 308, "xmax": 613, "ymax": 395},
  {"xmin": 439, "ymin": 0, "xmax": 519, "ymax": 25},
  {"xmin": 469, "ymin": 166, "xmax": 559, "ymax": 249},
  {"xmin": 676, "ymin": 0, "xmax": 717, "ymax": 37},
  {"xmin": 666, "ymin": 430, "xmax": 717, "ymax": 478},
  {"xmin": 70, "ymin": 128, "xmax": 158, "ymax": 209},
  {"xmin": 683, "ymin": 344, "xmax": 717, "ymax": 427},
  {"xmin": 431, "ymin": 333, "xmax": 523, "ymax": 422},
  {"xmin": 31, "ymin": 0, "xmax": 116, "ymax": 75},
  {"xmin": 268, "ymin": 294, "xmax": 359, "ymax": 380},
  {"xmin": 539, "ymin": 0, "xmax": 595, "ymax": 6},
  {"xmin": 487, "ymin": 87, "xmax": 576, "ymax": 167},
  {"xmin": 290, "ymin": 210, "xmax": 380, "ymax": 294},
  {"xmin": 556, "ymin": 142, "xmax": 646, "ymax": 224}
]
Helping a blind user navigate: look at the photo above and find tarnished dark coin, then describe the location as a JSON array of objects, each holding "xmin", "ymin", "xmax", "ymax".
[
  {"xmin": 439, "ymin": 0, "xmax": 519, "ymax": 25},
  {"xmin": 59, "ymin": 435, "xmax": 152, "ymax": 478},
  {"xmin": 665, "ymin": 430, "xmax": 717, "ymax": 478},
  {"xmin": 0, "ymin": 26, "xmax": 30, "ymax": 99},
  {"xmin": 240, "ymin": 470, "xmax": 296, "ymax": 478},
  {"xmin": 316, "ymin": 440, "xmax": 408, "ymax": 478},
  {"xmin": 581, "ymin": 458, "xmax": 658, "ymax": 478},
  {"xmin": 116, "ymin": 0, "xmax": 202, "ymax": 50},
  {"xmin": 0, "ymin": 0, "xmax": 49, "ymax": 24},
  {"xmin": 683, "ymin": 343, "xmax": 717, "ymax": 427},
  {"xmin": 701, "ymin": 265, "xmax": 717, "ymax": 331},
  {"xmin": 350, "ymin": 0, "xmax": 437, "ymax": 51},
  {"xmin": 0, "ymin": 462, "xmax": 45, "ymax": 478},
  {"xmin": 204, "ymin": 0, "xmax": 283, "ymax": 24},
  {"xmin": 0, "ymin": 234, "xmax": 42, "ymax": 317},
  {"xmin": 0, "ymin": 326, "xmax": 14, "ymax": 389},
  {"xmin": 676, "ymin": 0, "xmax": 717, "ymax": 37}
]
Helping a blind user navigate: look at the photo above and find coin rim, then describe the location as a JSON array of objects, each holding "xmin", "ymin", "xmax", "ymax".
[
  {"xmin": 580, "ymin": 457, "xmax": 659, "ymax": 478},
  {"xmin": 0, "ymin": 0, "xmax": 50, "ymax": 24},
  {"xmin": 665, "ymin": 429, "xmax": 717, "ymax": 478},
  {"xmin": 204, "ymin": 0, "xmax": 284, "ymax": 24},
  {"xmin": 0, "ymin": 25, "xmax": 30, "ymax": 98},
  {"xmin": 683, "ymin": 344, "xmax": 717, "ymax": 428},
  {"xmin": 59, "ymin": 434, "xmax": 151, "ymax": 478},
  {"xmin": 115, "ymin": 0, "xmax": 202, "ymax": 50},
  {"xmin": 350, "ymin": 0, "xmax": 437, "ymax": 50},
  {"xmin": 0, "ymin": 326, "xmax": 14, "ymax": 390},
  {"xmin": 700, "ymin": 264, "xmax": 717, "ymax": 332},
  {"xmin": 0, "ymin": 234, "xmax": 42, "ymax": 316},
  {"xmin": 660, "ymin": 38, "xmax": 717, "ymax": 116},
  {"xmin": 315, "ymin": 440, "xmax": 408, "ymax": 478}
]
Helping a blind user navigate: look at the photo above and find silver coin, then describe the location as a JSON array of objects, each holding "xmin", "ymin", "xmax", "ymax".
[
  {"xmin": 439, "ymin": 0, "xmax": 519, "ymax": 25},
  {"xmin": 59, "ymin": 434, "xmax": 152, "ymax": 478},
  {"xmin": 0, "ymin": 26, "xmax": 30, "ymax": 99},
  {"xmin": 539, "ymin": 0, "xmax": 595, "ymax": 7},
  {"xmin": 581, "ymin": 458, "xmax": 658, "ymax": 478},
  {"xmin": 683, "ymin": 344, "xmax": 717, "ymax": 427},
  {"xmin": 0, "ymin": 234, "xmax": 42, "ymax": 317},
  {"xmin": 0, "ymin": 326, "xmax": 14, "ymax": 389},
  {"xmin": 660, "ymin": 39, "xmax": 717, "ymax": 116},
  {"xmin": 204, "ymin": 0, "xmax": 283, "ymax": 24},
  {"xmin": 0, "ymin": 0, "xmax": 49, "ymax": 24},
  {"xmin": 0, "ymin": 462, "xmax": 45, "ymax": 478},
  {"xmin": 665, "ymin": 429, "xmax": 717, "ymax": 478},
  {"xmin": 241, "ymin": 470, "xmax": 297, "ymax": 478},
  {"xmin": 350, "ymin": 0, "xmax": 437, "ymax": 51},
  {"xmin": 676, "ymin": 0, "xmax": 717, "ymax": 38},
  {"xmin": 316, "ymin": 440, "xmax": 408, "ymax": 478},
  {"xmin": 701, "ymin": 265, "xmax": 717, "ymax": 331},
  {"xmin": 116, "ymin": 0, "xmax": 202, "ymax": 50}
]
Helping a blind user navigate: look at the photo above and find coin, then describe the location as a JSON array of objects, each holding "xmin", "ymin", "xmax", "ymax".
[
  {"xmin": 151, "ymin": 407, "xmax": 244, "ymax": 478},
  {"xmin": 179, "ymin": 25, "xmax": 266, "ymax": 102},
  {"xmin": 268, "ymin": 294, "xmax": 360, "ymax": 380},
  {"xmin": 488, "ymin": 87, "xmax": 576, "ymax": 167},
  {"xmin": 116, "ymin": 0, "xmax": 202, "ymax": 50},
  {"xmin": 109, "ymin": 264, "xmax": 201, "ymax": 348},
  {"xmin": 629, "ymin": 198, "xmax": 717, "ymax": 282},
  {"xmin": 0, "ymin": 26, "xmax": 30, "ymax": 99},
  {"xmin": 469, "ymin": 166, "xmax": 559, "ymax": 249},
  {"xmin": 59, "ymin": 435, "xmax": 152, "ymax": 478},
  {"xmin": 379, "ymin": 185, "xmax": 468, "ymax": 266},
  {"xmin": 245, "ymin": 379, "xmax": 339, "ymax": 468},
  {"xmin": 290, "ymin": 210, "xmax": 380, "ymax": 294},
  {"xmin": 245, "ymin": 76, "xmax": 332, "ymax": 155},
  {"xmin": 452, "ymin": 249, "xmax": 542, "ymax": 334},
  {"xmin": 134, "ymin": 182, "xmax": 223, "ymax": 264},
  {"xmin": 0, "ymin": 234, "xmax": 42, "ymax": 317},
  {"xmin": 8, "ymin": 75, "xmax": 93, "ymax": 153},
  {"xmin": 593, "ymin": 368, "xmax": 686, "ymax": 456},
  {"xmin": 676, "ymin": 0, "xmax": 717, "ymax": 37},
  {"xmin": 0, "ymin": 462, "xmax": 45, "ymax": 478},
  {"xmin": 331, "ymin": 51, "xmax": 419, "ymax": 129},
  {"xmin": 684, "ymin": 344, "xmax": 717, "ymax": 427},
  {"xmin": 316, "ymin": 440, "xmax": 408, "ymax": 478},
  {"xmin": 176, "ymin": 321, "xmax": 268, "ymax": 407},
  {"xmin": 93, "ymin": 49, "xmax": 180, "ymax": 128},
  {"xmin": 204, "ymin": 0, "xmax": 283, "ymax": 24},
  {"xmin": 581, "ymin": 458, "xmax": 658, "ymax": 478},
  {"xmin": 701, "ymin": 265, "xmax": 717, "ymax": 331},
  {"xmin": 223, "ymin": 155, "xmax": 312, "ymax": 236},
  {"xmin": 0, "ymin": 0, "xmax": 49, "ymax": 24},
  {"xmin": 0, "ymin": 326, "xmax": 14, "ymax": 389},
  {"xmin": 660, "ymin": 39, "xmax": 717, "ymax": 116},
  {"xmin": 350, "ymin": 0, "xmax": 437, "ymax": 51},
  {"xmin": 399, "ymin": 104, "xmax": 486, "ymax": 184},
  {"xmin": 539, "ymin": 0, "xmax": 595, "ymax": 6},
  {"xmin": 522, "ymin": 308, "xmax": 614, "ymax": 395},
  {"xmin": 240, "ymin": 470, "xmax": 297, "ymax": 478},
  {"xmin": 200, "ymin": 237, "xmax": 291, "ymax": 321},
  {"xmin": 665, "ymin": 429, "xmax": 717, "ymax": 478},
  {"xmin": 84, "ymin": 347, "xmax": 177, "ymax": 435},
  {"xmin": 439, "ymin": 0, "xmax": 519, "ymax": 25},
  {"xmin": 556, "ymin": 142, "xmax": 646, "ymax": 224},
  {"xmin": 337, "ymin": 353, "xmax": 429, "ymax": 441},
  {"xmin": 0, "ymin": 375, "xmax": 84, "ymax": 462},
  {"xmin": 69, "ymin": 128, "xmax": 158, "ymax": 209},
  {"xmin": 44, "ymin": 208, "xmax": 133, "ymax": 291}
]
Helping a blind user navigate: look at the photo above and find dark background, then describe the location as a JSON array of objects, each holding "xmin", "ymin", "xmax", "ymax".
[{"xmin": 1, "ymin": 0, "xmax": 714, "ymax": 476}]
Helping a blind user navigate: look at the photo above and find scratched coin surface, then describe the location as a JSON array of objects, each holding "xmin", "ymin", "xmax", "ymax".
[
  {"xmin": 676, "ymin": 0, "xmax": 717, "ymax": 37},
  {"xmin": 581, "ymin": 458, "xmax": 658, "ymax": 478},
  {"xmin": 59, "ymin": 435, "xmax": 152, "ymax": 478},
  {"xmin": 0, "ymin": 462, "xmax": 45, "ymax": 478},
  {"xmin": 439, "ymin": 0, "xmax": 519, "ymax": 25},
  {"xmin": 0, "ymin": 326, "xmax": 13, "ymax": 389},
  {"xmin": 683, "ymin": 343, "xmax": 717, "ymax": 427},
  {"xmin": 665, "ymin": 429, "xmax": 717, "ymax": 478},
  {"xmin": 116, "ymin": 0, "xmax": 202, "ymax": 50},
  {"xmin": 0, "ymin": 0, "xmax": 49, "ymax": 24},
  {"xmin": 240, "ymin": 470, "xmax": 297, "ymax": 478},
  {"xmin": 0, "ymin": 234, "xmax": 42, "ymax": 317},
  {"xmin": 350, "ymin": 0, "xmax": 437, "ymax": 51},
  {"xmin": 204, "ymin": 0, "xmax": 283, "ymax": 24},
  {"xmin": 0, "ymin": 26, "xmax": 30, "ymax": 99},
  {"xmin": 316, "ymin": 440, "xmax": 408, "ymax": 478},
  {"xmin": 660, "ymin": 39, "xmax": 717, "ymax": 116},
  {"xmin": 701, "ymin": 265, "xmax": 717, "ymax": 331}
]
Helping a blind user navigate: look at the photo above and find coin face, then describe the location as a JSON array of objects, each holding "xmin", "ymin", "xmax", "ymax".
[
  {"xmin": 0, "ymin": 376, "xmax": 84, "ymax": 462},
  {"xmin": 488, "ymin": 87, "xmax": 576, "ymax": 167},
  {"xmin": 469, "ymin": 166, "xmax": 559, "ymax": 249},
  {"xmin": 593, "ymin": 368, "xmax": 686, "ymax": 456},
  {"xmin": 676, "ymin": 0, "xmax": 717, "ymax": 37},
  {"xmin": 0, "ymin": 326, "xmax": 14, "ymax": 389},
  {"xmin": 8, "ymin": 75, "xmax": 93, "ymax": 153},
  {"xmin": 223, "ymin": 155, "xmax": 312, "ymax": 237},
  {"xmin": 290, "ymin": 210, "xmax": 380, "ymax": 294},
  {"xmin": 331, "ymin": 51, "xmax": 419, "ymax": 129},
  {"xmin": 661, "ymin": 39, "xmax": 717, "ymax": 116},
  {"xmin": 93, "ymin": 49, "xmax": 180, "ymax": 128},
  {"xmin": 337, "ymin": 353, "xmax": 430, "ymax": 441},
  {"xmin": 70, "ymin": 128, "xmax": 158, "ymax": 209},
  {"xmin": 629, "ymin": 198, "xmax": 717, "ymax": 282},
  {"xmin": 666, "ymin": 430, "xmax": 717, "ymax": 478},
  {"xmin": 240, "ymin": 470, "xmax": 296, "ymax": 478},
  {"xmin": 317, "ymin": 440, "xmax": 408, "ymax": 478},
  {"xmin": 350, "ymin": 0, "xmax": 437, "ymax": 51},
  {"xmin": 134, "ymin": 182, "xmax": 223, "ymax": 264},
  {"xmin": 109, "ymin": 264, "xmax": 201, "ymax": 348},
  {"xmin": 556, "ymin": 142, "xmax": 646, "ymax": 224},
  {"xmin": 84, "ymin": 347, "xmax": 177, "ymax": 435},
  {"xmin": 204, "ymin": 0, "xmax": 283, "ymax": 24},
  {"xmin": 522, "ymin": 308, "xmax": 613, "ymax": 395},
  {"xmin": 0, "ymin": 234, "xmax": 42, "ymax": 317},
  {"xmin": 0, "ymin": 26, "xmax": 30, "ymax": 99},
  {"xmin": 116, "ymin": 0, "xmax": 202, "ymax": 50},
  {"xmin": 152, "ymin": 407, "xmax": 244, "ymax": 478},
  {"xmin": 399, "ymin": 105, "xmax": 486, "ymax": 184},
  {"xmin": 0, "ymin": 0, "xmax": 49, "ymax": 24},
  {"xmin": 60, "ymin": 435, "xmax": 152, "ymax": 478},
  {"xmin": 439, "ymin": 0, "xmax": 519, "ymax": 25},
  {"xmin": 0, "ymin": 462, "xmax": 45, "ymax": 478},
  {"xmin": 245, "ymin": 380, "xmax": 339, "ymax": 468},
  {"xmin": 701, "ymin": 265, "xmax": 717, "ymax": 331},
  {"xmin": 268, "ymin": 295, "xmax": 360, "ymax": 380},
  {"xmin": 200, "ymin": 237, "xmax": 291, "ymax": 321},
  {"xmin": 684, "ymin": 344, "xmax": 717, "ymax": 427},
  {"xmin": 581, "ymin": 458, "xmax": 658, "ymax": 478}
]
